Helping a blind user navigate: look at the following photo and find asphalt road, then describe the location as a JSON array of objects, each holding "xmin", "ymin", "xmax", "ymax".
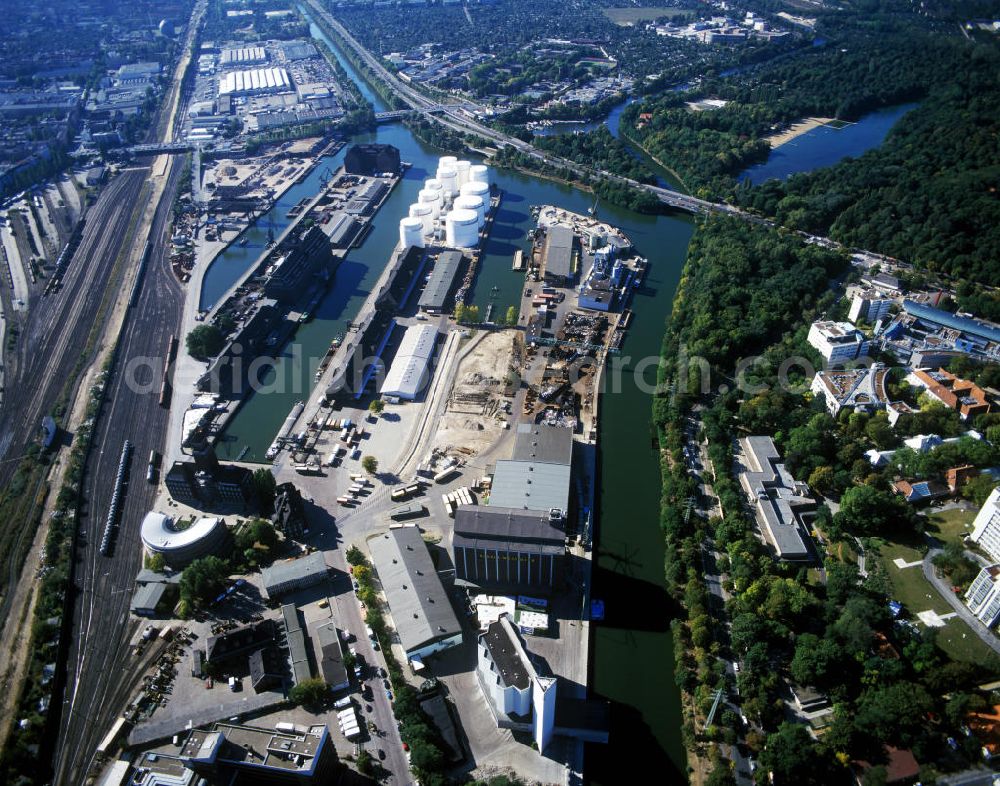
[{"xmin": 51, "ymin": 158, "xmax": 185, "ymax": 786}]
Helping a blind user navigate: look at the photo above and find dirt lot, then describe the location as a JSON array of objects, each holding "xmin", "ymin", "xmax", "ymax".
[{"xmin": 432, "ymin": 331, "xmax": 515, "ymax": 459}]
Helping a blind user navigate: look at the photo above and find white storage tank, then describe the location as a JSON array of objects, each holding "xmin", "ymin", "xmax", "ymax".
[
  {"xmin": 399, "ymin": 217, "xmax": 424, "ymax": 248},
  {"xmin": 445, "ymin": 208, "xmax": 479, "ymax": 248},
  {"xmin": 424, "ymin": 178, "xmax": 444, "ymax": 196},
  {"xmin": 454, "ymin": 194, "xmax": 485, "ymax": 227},
  {"xmin": 438, "ymin": 155, "xmax": 458, "ymax": 171},
  {"xmin": 408, "ymin": 203, "xmax": 434, "ymax": 235},
  {"xmin": 418, "ymin": 188, "xmax": 442, "ymax": 217},
  {"xmin": 436, "ymin": 166, "xmax": 458, "ymax": 197},
  {"xmin": 469, "ymin": 164, "xmax": 490, "ymax": 185},
  {"xmin": 454, "ymin": 160, "xmax": 471, "ymax": 187},
  {"xmin": 460, "ymin": 180, "xmax": 490, "ymax": 204}
]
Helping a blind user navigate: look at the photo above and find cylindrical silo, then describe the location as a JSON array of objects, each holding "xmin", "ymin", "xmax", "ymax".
[
  {"xmin": 445, "ymin": 208, "xmax": 479, "ymax": 248},
  {"xmin": 436, "ymin": 166, "xmax": 458, "ymax": 197},
  {"xmin": 460, "ymin": 181, "xmax": 490, "ymax": 207},
  {"xmin": 400, "ymin": 217, "xmax": 424, "ymax": 248},
  {"xmin": 454, "ymin": 160, "xmax": 471, "ymax": 188},
  {"xmin": 469, "ymin": 164, "xmax": 490, "ymax": 185},
  {"xmin": 418, "ymin": 188, "xmax": 442, "ymax": 217},
  {"xmin": 409, "ymin": 202, "xmax": 434, "ymax": 235},
  {"xmin": 424, "ymin": 178, "xmax": 444, "ymax": 196},
  {"xmin": 454, "ymin": 194, "xmax": 485, "ymax": 227},
  {"xmin": 438, "ymin": 155, "xmax": 458, "ymax": 171}
]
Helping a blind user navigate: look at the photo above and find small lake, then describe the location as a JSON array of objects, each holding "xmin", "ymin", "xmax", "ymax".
[{"xmin": 739, "ymin": 102, "xmax": 918, "ymax": 184}]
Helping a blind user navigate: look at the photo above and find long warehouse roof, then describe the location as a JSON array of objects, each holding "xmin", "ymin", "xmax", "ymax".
[
  {"xmin": 380, "ymin": 323, "xmax": 439, "ymax": 400},
  {"xmin": 418, "ymin": 250, "xmax": 463, "ymax": 311}
]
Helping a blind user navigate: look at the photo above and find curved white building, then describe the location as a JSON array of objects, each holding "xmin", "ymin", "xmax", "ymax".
[
  {"xmin": 408, "ymin": 202, "xmax": 435, "ymax": 235},
  {"xmin": 469, "ymin": 164, "xmax": 490, "ymax": 185},
  {"xmin": 141, "ymin": 511, "xmax": 229, "ymax": 568},
  {"xmin": 455, "ymin": 195, "xmax": 486, "ymax": 227},
  {"xmin": 418, "ymin": 188, "xmax": 442, "ymax": 218},
  {"xmin": 446, "ymin": 208, "xmax": 480, "ymax": 248},
  {"xmin": 400, "ymin": 216, "xmax": 425, "ymax": 248},
  {"xmin": 437, "ymin": 166, "xmax": 458, "ymax": 198},
  {"xmin": 455, "ymin": 160, "xmax": 471, "ymax": 188}
]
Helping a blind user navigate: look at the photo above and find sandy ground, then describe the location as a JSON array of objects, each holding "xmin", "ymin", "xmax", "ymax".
[
  {"xmin": 432, "ymin": 330, "xmax": 514, "ymax": 459},
  {"xmin": 0, "ymin": 226, "xmax": 29, "ymax": 309},
  {"xmin": 764, "ymin": 117, "xmax": 834, "ymax": 148}
]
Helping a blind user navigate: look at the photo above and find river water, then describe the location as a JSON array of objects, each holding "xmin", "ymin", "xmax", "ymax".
[{"xmin": 208, "ymin": 9, "xmax": 693, "ymax": 782}]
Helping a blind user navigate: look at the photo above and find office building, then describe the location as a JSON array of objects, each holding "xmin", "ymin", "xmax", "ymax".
[
  {"xmin": 369, "ymin": 525, "xmax": 462, "ymax": 663},
  {"xmin": 181, "ymin": 722, "xmax": 337, "ymax": 784},
  {"xmin": 140, "ymin": 512, "xmax": 230, "ymax": 569},
  {"xmin": 810, "ymin": 365, "xmax": 890, "ymax": 417},
  {"xmin": 807, "ymin": 321, "xmax": 871, "ymax": 365},
  {"xmin": 848, "ymin": 291, "xmax": 893, "ymax": 325},
  {"xmin": 971, "ymin": 488, "xmax": 1000, "ymax": 562},
  {"xmin": 966, "ymin": 565, "xmax": 1000, "ymax": 627},
  {"xmin": 453, "ymin": 506, "xmax": 566, "ymax": 591},
  {"xmin": 261, "ymin": 552, "xmax": 329, "ymax": 598},
  {"xmin": 739, "ymin": 437, "xmax": 815, "ymax": 561}
]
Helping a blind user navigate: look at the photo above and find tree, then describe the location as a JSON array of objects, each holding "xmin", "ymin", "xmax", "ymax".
[
  {"xmin": 807, "ymin": 465, "xmax": 836, "ymax": 498},
  {"xmin": 346, "ymin": 545, "xmax": 367, "ymax": 567},
  {"xmin": 453, "ymin": 303, "xmax": 467, "ymax": 323},
  {"xmin": 235, "ymin": 518, "xmax": 278, "ymax": 553},
  {"xmin": 759, "ymin": 723, "xmax": 825, "ymax": 785},
  {"xmin": 185, "ymin": 324, "xmax": 224, "ymax": 360},
  {"xmin": 504, "ymin": 305, "xmax": 518, "ymax": 326},
  {"xmin": 145, "ymin": 552, "xmax": 166, "ymax": 573},
  {"xmin": 179, "ymin": 556, "xmax": 230, "ymax": 606},
  {"xmin": 252, "ymin": 468, "xmax": 278, "ymax": 512},
  {"xmin": 368, "ymin": 399, "xmax": 385, "ymax": 416},
  {"xmin": 834, "ymin": 485, "xmax": 917, "ymax": 537},
  {"xmin": 854, "ymin": 682, "xmax": 933, "ymax": 747},
  {"xmin": 362, "ymin": 455, "xmax": 378, "ymax": 474},
  {"xmin": 357, "ymin": 748, "xmax": 374, "ymax": 775},
  {"xmin": 963, "ymin": 474, "xmax": 998, "ymax": 507},
  {"xmin": 289, "ymin": 677, "xmax": 329, "ymax": 709},
  {"xmin": 790, "ymin": 634, "xmax": 841, "ymax": 689}
]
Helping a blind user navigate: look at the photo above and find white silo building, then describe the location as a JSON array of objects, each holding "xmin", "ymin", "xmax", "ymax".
[
  {"xmin": 400, "ymin": 217, "xmax": 425, "ymax": 248},
  {"xmin": 454, "ymin": 195, "xmax": 485, "ymax": 228},
  {"xmin": 454, "ymin": 160, "xmax": 471, "ymax": 188},
  {"xmin": 424, "ymin": 178, "xmax": 444, "ymax": 197},
  {"xmin": 437, "ymin": 166, "xmax": 458, "ymax": 198},
  {"xmin": 438, "ymin": 155, "xmax": 458, "ymax": 171},
  {"xmin": 469, "ymin": 164, "xmax": 490, "ymax": 185},
  {"xmin": 408, "ymin": 203, "xmax": 435, "ymax": 235},
  {"xmin": 460, "ymin": 180, "xmax": 490, "ymax": 207},
  {"xmin": 445, "ymin": 208, "xmax": 479, "ymax": 248},
  {"xmin": 418, "ymin": 188, "xmax": 442, "ymax": 218}
]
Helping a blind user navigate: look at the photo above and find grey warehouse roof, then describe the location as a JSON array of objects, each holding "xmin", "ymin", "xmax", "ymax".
[
  {"xmin": 454, "ymin": 506, "xmax": 565, "ymax": 549},
  {"xmin": 544, "ymin": 226, "xmax": 574, "ymax": 279},
  {"xmin": 261, "ymin": 551, "xmax": 328, "ymax": 591},
  {"xmin": 418, "ymin": 250, "xmax": 463, "ymax": 311},
  {"xmin": 740, "ymin": 437, "xmax": 814, "ymax": 560},
  {"xmin": 369, "ymin": 525, "xmax": 461, "ymax": 655},
  {"xmin": 489, "ymin": 460, "xmax": 571, "ymax": 515},
  {"xmin": 511, "ymin": 422, "xmax": 573, "ymax": 465}
]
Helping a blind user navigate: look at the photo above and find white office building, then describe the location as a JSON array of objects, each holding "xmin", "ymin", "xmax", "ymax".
[
  {"xmin": 971, "ymin": 488, "xmax": 1000, "ymax": 562},
  {"xmin": 848, "ymin": 291, "xmax": 893, "ymax": 325},
  {"xmin": 966, "ymin": 565, "xmax": 1000, "ymax": 627},
  {"xmin": 807, "ymin": 321, "xmax": 871, "ymax": 365}
]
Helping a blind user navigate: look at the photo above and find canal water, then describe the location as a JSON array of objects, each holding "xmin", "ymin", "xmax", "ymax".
[
  {"xmin": 739, "ymin": 102, "xmax": 918, "ymax": 184},
  {"xmin": 211, "ymin": 8, "xmax": 694, "ymax": 782}
]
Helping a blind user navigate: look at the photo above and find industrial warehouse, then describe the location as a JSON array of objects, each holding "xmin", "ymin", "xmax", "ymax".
[{"xmin": 379, "ymin": 323, "xmax": 440, "ymax": 401}]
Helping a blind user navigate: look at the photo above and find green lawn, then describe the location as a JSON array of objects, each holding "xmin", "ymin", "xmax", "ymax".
[
  {"xmin": 879, "ymin": 547, "xmax": 950, "ymax": 616},
  {"xmin": 924, "ymin": 507, "xmax": 977, "ymax": 546}
]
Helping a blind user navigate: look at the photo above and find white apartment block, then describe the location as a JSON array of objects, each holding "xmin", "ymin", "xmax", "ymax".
[
  {"xmin": 807, "ymin": 321, "xmax": 871, "ymax": 365},
  {"xmin": 971, "ymin": 488, "xmax": 1000, "ymax": 562},
  {"xmin": 966, "ymin": 565, "xmax": 1000, "ymax": 627},
  {"xmin": 848, "ymin": 292, "xmax": 892, "ymax": 325}
]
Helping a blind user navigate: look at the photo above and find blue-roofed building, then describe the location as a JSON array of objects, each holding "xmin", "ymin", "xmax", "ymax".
[
  {"xmin": 902, "ymin": 300, "xmax": 1000, "ymax": 344},
  {"xmin": 891, "ymin": 479, "xmax": 950, "ymax": 504}
]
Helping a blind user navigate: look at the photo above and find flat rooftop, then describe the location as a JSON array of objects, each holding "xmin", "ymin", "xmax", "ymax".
[{"xmin": 511, "ymin": 422, "xmax": 573, "ymax": 465}]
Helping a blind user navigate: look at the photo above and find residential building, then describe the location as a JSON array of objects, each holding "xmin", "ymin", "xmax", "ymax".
[
  {"xmin": 891, "ymin": 479, "xmax": 949, "ymax": 504},
  {"xmin": 181, "ymin": 722, "xmax": 337, "ymax": 784},
  {"xmin": 965, "ymin": 565, "xmax": 1000, "ymax": 627},
  {"xmin": 282, "ymin": 604, "xmax": 311, "ymax": 685},
  {"xmin": 315, "ymin": 621, "xmax": 350, "ymax": 693},
  {"xmin": 810, "ymin": 365, "xmax": 890, "ymax": 416},
  {"xmin": 807, "ymin": 321, "xmax": 871, "ymax": 365},
  {"xmin": 477, "ymin": 614, "xmax": 557, "ymax": 753},
  {"xmin": 912, "ymin": 367, "xmax": 991, "ymax": 420},
  {"xmin": 248, "ymin": 646, "xmax": 284, "ymax": 693},
  {"xmin": 261, "ymin": 552, "xmax": 329, "ymax": 598},
  {"xmin": 971, "ymin": 488, "xmax": 1000, "ymax": 562},
  {"xmin": 369, "ymin": 525, "xmax": 462, "ymax": 663},
  {"xmin": 738, "ymin": 437, "xmax": 815, "ymax": 561},
  {"xmin": 848, "ymin": 291, "xmax": 893, "ymax": 325},
  {"xmin": 453, "ymin": 506, "xmax": 566, "ymax": 591}
]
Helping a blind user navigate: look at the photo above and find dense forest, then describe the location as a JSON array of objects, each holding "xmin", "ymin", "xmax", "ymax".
[
  {"xmin": 654, "ymin": 217, "xmax": 1000, "ymax": 785},
  {"xmin": 533, "ymin": 127, "xmax": 657, "ymax": 185}
]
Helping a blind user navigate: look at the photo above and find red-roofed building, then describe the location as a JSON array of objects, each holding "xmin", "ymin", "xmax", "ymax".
[{"xmin": 852, "ymin": 745, "xmax": 919, "ymax": 784}]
